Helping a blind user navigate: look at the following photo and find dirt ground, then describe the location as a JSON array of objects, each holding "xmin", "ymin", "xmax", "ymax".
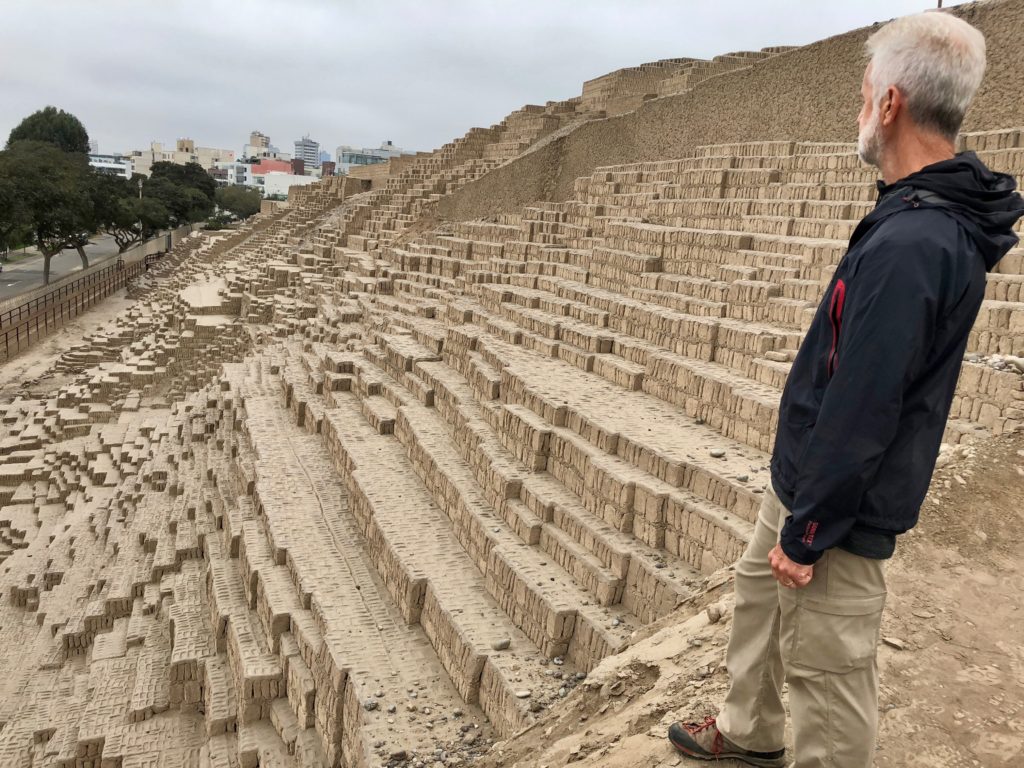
[
  {"xmin": 478, "ymin": 431, "xmax": 1024, "ymax": 768},
  {"xmin": 0, "ymin": 288, "xmax": 134, "ymax": 402}
]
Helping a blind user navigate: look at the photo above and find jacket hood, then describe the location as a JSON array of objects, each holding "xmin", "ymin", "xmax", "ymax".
[{"xmin": 876, "ymin": 151, "xmax": 1024, "ymax": 270}]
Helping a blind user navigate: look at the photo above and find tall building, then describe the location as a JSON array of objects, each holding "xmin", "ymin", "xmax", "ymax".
[
  {"xmin": 335, "ymin": 140, "xmax": 412, "ymax": 174},
  {"xmin": 89, "ymin": 139, "xmax": 99, "ymax": 154},
  {"xmin": 126, "ymin": 138, "xmax": 235, "ymax": 177},
  {"xmin": 242, "ymin": 131, "xmax": 289, "ymax": 162},
  {"xmin": 293, "ymin": 136, "xmax": 320, "ymax": 174}
]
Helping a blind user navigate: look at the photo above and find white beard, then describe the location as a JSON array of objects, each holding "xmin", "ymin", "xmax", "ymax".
[{"xmin": 857, "ymin": 107, "xmax": 883, "ymax": 167}]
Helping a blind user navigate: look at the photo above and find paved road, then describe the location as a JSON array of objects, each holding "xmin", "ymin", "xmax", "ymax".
[{"xmin": 0, "ymin": 236, "xmax": 121, "ymax": 301}]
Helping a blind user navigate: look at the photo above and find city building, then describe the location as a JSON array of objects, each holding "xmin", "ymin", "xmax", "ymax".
[
  {"xmin": 89, "ymin": 139, "xmax": 100, "ymax": 154},
  {"xmin": 127, "ymin": 138, "xmax": 235, "ymax": 177},
  {"xmin": 321, "ymin": 161, "xmax": 336, "ymax": 177},
  {"xmin": 211, "ymin": 161, "xmax": 254, "ymax": 187},
  {"xmin": 249, "ymin": 131, "xmax": 269, "ymax": 150},
  {"xmin": 293, "ymin": 136, "xmax": 320, "ymax": 173},
  {"xmin": 242, "ymin": 131, "xmax": 289, "ymax": 162},
  {"xmin": 263, "ymin": 171, "xmax": 316, "ymax": 198},
  {"xmin": 88, "ymin": 153, "xmax": 132, "ymax": 179},
  {"xmin": 291, "ymin": 158, "xmax": 306, "ymax": 176},
  {"xmin": 335, "ymin": 140, "xmax": 412, "ymax": 174},
  {"xmin": 250, "ymin": 158, "xmax": 292, "ymax": 176}
]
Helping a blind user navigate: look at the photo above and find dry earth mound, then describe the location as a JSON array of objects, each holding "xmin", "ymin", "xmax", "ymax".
[
  {"xmin": 0, "ymin": 3, "xmax": 1022, "ymax": 768},
  {"xmin": 438, "ymin": 0, "xmax": 1024, "ymax": 220}
]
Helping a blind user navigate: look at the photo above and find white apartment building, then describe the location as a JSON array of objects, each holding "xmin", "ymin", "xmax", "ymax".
[
  {"xmin": 263, "ymin": 171, "xmax": 316, "ymax": 198},
  {"xmin": 88, "ymin": 153, "xmax": 132, "ymax": 179},
  {"xmin": 212, "ymin": 161, "xmax": 255, "ymax": 187}
]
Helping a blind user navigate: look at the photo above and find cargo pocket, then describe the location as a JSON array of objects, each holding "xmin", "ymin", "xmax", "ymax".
[{"xmin": 781, "ymin": 591, "xmax": 887, "ymax": 675}]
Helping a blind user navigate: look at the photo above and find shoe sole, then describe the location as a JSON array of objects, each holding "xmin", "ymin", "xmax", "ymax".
[{"xmin": 669, "ymin": 734, "xmax": 786, "ymax": 768}]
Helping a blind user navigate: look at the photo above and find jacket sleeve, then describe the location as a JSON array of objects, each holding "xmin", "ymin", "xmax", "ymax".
[{"xmin": 779, "ymin": 220, "xmax": 946, "ymax": 565}]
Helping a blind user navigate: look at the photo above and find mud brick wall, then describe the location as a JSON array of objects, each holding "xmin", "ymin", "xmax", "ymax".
[{"xmin": 438, "ymin": 0, "xmax": 1024, "ymax": 220}]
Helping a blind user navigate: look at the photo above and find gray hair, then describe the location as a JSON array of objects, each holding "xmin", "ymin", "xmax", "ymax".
[{"xmin": 865, "ymin": 11, "xmax": 986, "ymax": 141}]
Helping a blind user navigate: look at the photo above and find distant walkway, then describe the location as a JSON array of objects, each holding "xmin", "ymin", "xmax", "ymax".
[{"xmin": 1, "ymin": 235, "xmax": 121, "ymax": 301}]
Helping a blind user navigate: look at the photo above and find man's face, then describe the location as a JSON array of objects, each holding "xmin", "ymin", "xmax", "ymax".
[{"xmin": 857, "ymin": 65, "xmax": 883, "ymax": 167}]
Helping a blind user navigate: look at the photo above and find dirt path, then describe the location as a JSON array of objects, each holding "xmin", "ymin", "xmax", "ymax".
[
  {"xmin": 875, "ymin": 432, "xmax": 1024, "ymax": 768},
  {"xmin": 0, "ymin": 288, "xmax": 135, "ymax": 402}
]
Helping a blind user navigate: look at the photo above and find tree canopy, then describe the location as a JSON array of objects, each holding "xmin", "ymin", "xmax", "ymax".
[
  {"xmin": 92, "ymin": 174, "xmax": 170, "ymax": 253},
  {"xmin": 0, "ymin": 107, "xmax": 241, "ymax": 282},
  {"xmin": 7, "ymin": 106, "xmax": 90, "ymax": 154},
  {"xmin": 0, "ymin": 140, "xmax": 97, "ymax": 280},
  {"xmin": 0, "ymin": 172, "xmax": 31, "ymax": 254},
  {"xmin": 147, "ymin": 162, "xmax": 216, "ymax": 224},
  {"xmin": 215, "ymin": 185, "xmax": 262, "ymax": 220}
]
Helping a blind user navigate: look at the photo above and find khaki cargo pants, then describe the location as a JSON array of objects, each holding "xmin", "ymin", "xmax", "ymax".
[{"xmin": 716, "ymin": 487, "xmax": 888, "ymax": 768}]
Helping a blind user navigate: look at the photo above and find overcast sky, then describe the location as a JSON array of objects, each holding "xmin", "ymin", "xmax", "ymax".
[{"xmin": 0, "ymin": 0, "xmax": 967, "ymax": 158}]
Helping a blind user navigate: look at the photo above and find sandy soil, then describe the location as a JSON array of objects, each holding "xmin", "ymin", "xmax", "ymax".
[{"xmin": 0, "ymin": 288, "xmax": 135, "ymax": 402}]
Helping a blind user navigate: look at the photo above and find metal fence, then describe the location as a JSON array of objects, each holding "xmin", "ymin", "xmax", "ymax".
[{"xmin": 0, "ymin": 226, "xmax": 195, "ymax": 363}]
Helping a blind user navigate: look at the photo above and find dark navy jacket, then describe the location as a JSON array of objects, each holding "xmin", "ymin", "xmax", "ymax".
[{"xmin": 772, "ymin": 152, "xmax": 1024, "ymax": 565}]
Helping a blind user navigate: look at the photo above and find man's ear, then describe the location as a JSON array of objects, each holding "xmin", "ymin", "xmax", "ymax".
[{"xmin": 881, "ymin": 86, "xmax": 901, "ymax": 126}]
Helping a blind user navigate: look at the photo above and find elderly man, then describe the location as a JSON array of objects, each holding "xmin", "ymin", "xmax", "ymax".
[{"xmin": 669, "ymin": 10, "xmax": 1024, "ymax": 768}]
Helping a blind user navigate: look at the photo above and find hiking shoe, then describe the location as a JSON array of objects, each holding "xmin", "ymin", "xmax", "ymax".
[{"xmin": 668, "ymin": 717, "xmax": 786, "ymax": 767}]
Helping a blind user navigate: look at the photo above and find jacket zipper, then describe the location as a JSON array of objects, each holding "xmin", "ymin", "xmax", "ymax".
[{"xmin": 827, "ymin": 279, "xmax": 847, "ymax": 378}]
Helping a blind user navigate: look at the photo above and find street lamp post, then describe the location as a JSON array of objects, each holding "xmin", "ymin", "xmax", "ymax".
[{"xmin": 129, "ymin": 176, "xmax": 144, "ymax": 268}]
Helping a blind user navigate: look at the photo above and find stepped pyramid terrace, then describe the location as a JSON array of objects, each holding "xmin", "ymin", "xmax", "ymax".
[{"xmin": 1, "ymin": 2, "xmax": 1024, "ymax": 767}]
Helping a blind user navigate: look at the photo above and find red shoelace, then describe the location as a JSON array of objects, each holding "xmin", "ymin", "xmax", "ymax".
[
  {"xmin": 688, "ymin": 715, "xmax": 718, "ymax": 733},
  {"xmin": 686, "ymin": 716, "xmax": 725, "ymax": 754}
]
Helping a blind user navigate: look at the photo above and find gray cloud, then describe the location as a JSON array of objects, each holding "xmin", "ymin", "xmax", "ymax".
[{"xmin": 0, "ymin": 0, "xmax": 967, "ymax": 157}]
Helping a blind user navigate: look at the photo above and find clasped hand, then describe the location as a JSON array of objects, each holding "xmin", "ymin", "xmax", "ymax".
[{"xmin": 769, "ymin": 544, "xmax": 814, "ymax": 589}]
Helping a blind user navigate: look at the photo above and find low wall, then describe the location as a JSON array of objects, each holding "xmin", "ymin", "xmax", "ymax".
[
  {"xmin": 261, "ymin": 199, "xmax": 289, "ymax": 214},
  {"xmin": 347, "ymin": 163, "xmax": 392, "ymax": 186}
]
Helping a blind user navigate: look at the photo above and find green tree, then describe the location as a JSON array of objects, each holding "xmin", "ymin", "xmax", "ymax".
[
  {"xmin": 215, "ymin": 185, "xmax": 262, "ymax": 219},
  {"xmin": 146, "ymin": 161, "xmax": 215, "ymax": 224},
  {"xmin": 93, "ymin": 173, "xmax": 170, "ymax": 252},
  {"xmin": 0, "ymin": 174, "xmax": 31, "ymax": 258},
  {"xmin": 0, "ymin": 141, "xmax": 96, "ymax": 283},
  {"xmin": 7, "ymin": 106, "xmax": 90, "ymax": 154}
]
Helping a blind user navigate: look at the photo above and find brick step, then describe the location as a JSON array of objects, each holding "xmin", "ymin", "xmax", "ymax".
[
  {"xmin": 502, "ymin": 216, "xmax": 844, "ymax": 287},
  {"xmin": 474, "ymin": 282, "xmax": 801, "ymax": 378},
  {"xmin": 642, "ymin": 351, "xmax": 783, "ymax": 453},
  {"xmin": 319, "ymin": 394, "xmax": 577, "ymax": 734},
  {"xmin": 986, "ymin": 271, "xmax": 1024, "ymax": 301},
  {"xmin": 472, "ymin": 332, "xmax": 769, "ymax": 525},
  {"xmin": 219, "ymin": 360, "xmax": 530, "ymax": 754},
  {"xmin": 388, "ymin": 398, "xmax": 633, "ymax": 669},
  {"xmin": 414, "ymin": 359, "xmax": 700, "ymax": 622},
  {"xmin": 204, "ymin": 532, "xmax": 285, "ymax": 727},
  {"xmin": 969, "ymin": 301, "xmax": 1024, "ymax": 357},
  {"xmin": 317, "ymin": 346, "xmax": 638, "ymax": 663}
]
